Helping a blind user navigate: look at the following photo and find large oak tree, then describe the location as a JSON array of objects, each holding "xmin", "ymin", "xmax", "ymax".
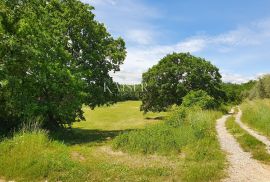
[
  {"xmin": 0, "ymin": 0, "xmax": 126, "ymax": 131},
  {"xmin": 140, "ymin": 53, "xmax": 224, "ymax": 112}
]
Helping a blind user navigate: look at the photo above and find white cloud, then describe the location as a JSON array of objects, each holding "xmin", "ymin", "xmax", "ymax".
[
  {"xmin": 111, "ymin": 18, "xmax": 270, "ymax": 84},
  {"xmin": 125, "ymin": 29, "xmax": 154, "ymax": 45},
  {"xmin": 81, "ymin": 0, "xmax": 270, "ymax": 84}
]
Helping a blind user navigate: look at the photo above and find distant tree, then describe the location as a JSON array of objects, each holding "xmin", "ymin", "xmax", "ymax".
[
  {"xmin": 258, "ymin": 78, "xmax": 267, "ymax": 98},
  {"xmin": 248, "ymin": 75, "xmax": 270, "ymax": 99},
  {"xmin": 117, "ymin": 84, "xmax": 141, "ymax": 101},
  {"xmin": 140, "ymin": 53, "xmax": 224, "ymax": 112},
  {"xmin": 0, "ymin": 0, "xmax": 126, "ymax": 131},
  {"xmin": 221, "ymin": 81, "xmax": 256, "ymax": 104}
]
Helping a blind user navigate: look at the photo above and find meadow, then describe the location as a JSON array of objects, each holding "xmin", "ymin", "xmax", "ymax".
[
  {"xmin": 241, "ymin": 99, "xmax": 270, "ymax": 137},
  {"xmin": 0, "ymin": 101, "xmax": 226, "ymax": 182}
]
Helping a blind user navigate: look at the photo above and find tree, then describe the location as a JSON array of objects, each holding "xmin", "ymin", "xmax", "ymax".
[
  {"xmin": 140, "ymin": 53, "xmax": 223, "ymax": 112},
  {"xmin": 0, "ymin": 0, "xmax": 126, "ymax": 131},
  {"xmin": 248, "ymin": 75, "xmax": 270, "ymax": 99}
]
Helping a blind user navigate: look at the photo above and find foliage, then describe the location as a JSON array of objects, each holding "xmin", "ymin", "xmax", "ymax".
[
  {"xmin": 248, "ymin": 75, "xmax": 270, "ymax": 99},
  {"xmin": 241, "ymin": 99, "xmax": 270, "ymax": 137},
  {"xmin": 0, "ymin": 0, "xmax": 126, "ymax": 131},
  {"xmin": 140, "ymin": 53, "xmax": 224, "ymax": 112},
  {"xmin": 181, "ymin": 90, "xmax": 217, "ymax": 109},
  {"xmin": 226, "ymin": 115, "xmax": 270, "ymax": 163},
  {"xmin": 116, "ymin": 84, "xmax": 141, "ymax": 101},
  {"xmin": 221, "ymin": 81, "xmax": 256, "ymax": 104}
]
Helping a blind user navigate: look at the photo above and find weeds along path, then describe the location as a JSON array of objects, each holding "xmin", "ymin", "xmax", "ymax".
[
  {"xmin": 236, "ymin": 107, "xmax": 270, "ymax": 154},
  {"xmin": 216, "ymin": 112, "xmax": 270, "ymax": 182}
]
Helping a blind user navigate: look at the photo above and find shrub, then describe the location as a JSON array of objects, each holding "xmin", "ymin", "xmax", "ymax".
[{"xmin": 181, "ymin": 90, "xmax": 217, "ymax": 109}]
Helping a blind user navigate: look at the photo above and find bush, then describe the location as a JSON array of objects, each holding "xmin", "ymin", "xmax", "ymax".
[{"xmin": 181, "ymin": 90, "xmax": 217, "ymax": 109}]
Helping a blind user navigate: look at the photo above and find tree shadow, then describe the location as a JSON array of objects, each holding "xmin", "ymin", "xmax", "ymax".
[
  {"xmin": 145, "ymin": 116, "xmax": 165, "ymax": 120},
  {"xmin": 50, "ymin": 128, "xmax": 133, "ymax": 145}
]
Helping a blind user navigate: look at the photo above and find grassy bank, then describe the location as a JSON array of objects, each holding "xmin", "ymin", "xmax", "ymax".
[
  {"xmin": 241, "ymin": 99, "xmax": 270, "ymax": 137},
  {"xmin": 226, "ymin": 115, "xmax": 270, "ymax": 163},
  {"xmin": 113, "ymin": 107, "xmax": 226, "ymax": 181}
]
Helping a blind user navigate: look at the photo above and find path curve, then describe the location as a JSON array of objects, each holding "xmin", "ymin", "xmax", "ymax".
[
  {"xmin": 216, "ymin": 112, "xmax": 270, "ymax": 182},
  {"xmin": 235, "ymin": 107, "xmax": 270, "ymax": 153}
]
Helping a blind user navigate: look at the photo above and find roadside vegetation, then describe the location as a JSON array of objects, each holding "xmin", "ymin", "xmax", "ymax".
[
  {"xmin": 241, "ymin": 99, "xmax": 270, "ymax": 137},
  {"xmin": 113, "ymin": 106, "xmax": 226, "ymax": 181},
  {"xmin": 226, "ymin": 115, "xmax": 270, "ymax": 163}
]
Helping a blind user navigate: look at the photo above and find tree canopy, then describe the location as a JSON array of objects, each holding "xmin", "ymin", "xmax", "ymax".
[
  {"xmin": 140, "ymin": 53, "xmax": 224, "ymax": 112},
  {"xmin": 249, "ymin": 75, "xmax": 270, "ymax": 99},
  {"xmin": 0, "ymin": 0, "xmax": 126, "ymax": 131}
]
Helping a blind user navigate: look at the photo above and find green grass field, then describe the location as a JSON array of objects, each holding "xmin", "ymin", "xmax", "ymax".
[
  {"xmin": 241, "ymin": 99, "xmax": 270, "ymax": 137},
  {"xmin": 0, "ymin": 101, "xmax": 174, "ymax": 182},
  {"xmin": 73, "ymin": 101, "xmax": 166, "ymax": 130},
  {"xmin": 0, "ymin": 101, "xmax": 226, "ymax": 182}
]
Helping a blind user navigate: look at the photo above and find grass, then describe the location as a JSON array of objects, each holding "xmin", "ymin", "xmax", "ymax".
[
  {"xmin": 226, "ymin": 115, "xmax": 270, "ymax": 163},
  {"xmin": 0, "ymin": 101, "xmax": 226, "ymax": 181},
  {"xmin": 0, "ymin": 130, "xmax": 87, "ymax": 182},
  {"xmin": 241, "ymin": 99, "xmax": 270, "ymax": 137},
  {"xmin": 0, "ymin": 101, "xmax": 174, "ymax": 182},
  {"xmin": 73, "ymin": 101, "xmax": 167, "ymax": 131},
  {"xmin": 113, "ymin": 107, "xmax": 226, "ymax": 181}
]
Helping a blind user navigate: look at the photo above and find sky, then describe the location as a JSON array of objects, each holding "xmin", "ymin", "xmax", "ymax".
[{"xmin": 81, "ymin": 0, "xmax": 270, "ymax": 84}]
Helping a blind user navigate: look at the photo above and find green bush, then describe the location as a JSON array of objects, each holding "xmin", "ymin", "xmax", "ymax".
[{"xmin": 181, "ymin": 90, "xmax": 217, "ymax": 109}]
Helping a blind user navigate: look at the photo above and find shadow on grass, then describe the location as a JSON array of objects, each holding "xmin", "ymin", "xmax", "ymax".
[
  {"xmin": 145, "ymin": 116, "xmax": 165, "ymax": 120},
  {"xmin": 50, "ymin": 128, "xmax": 133, "ymax": 145}
]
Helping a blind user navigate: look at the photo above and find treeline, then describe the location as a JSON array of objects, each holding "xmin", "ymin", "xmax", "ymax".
[
  {"xmin": 248, "ymin": 75, "xmax": 270, "ymax": 99},
  {"xmin": 221, "ymin": 81, "xmax": 256, "ymax": 104},
  {"xmin": 116, "ymin": 84, "xmax": 141, "ymax": 101}
]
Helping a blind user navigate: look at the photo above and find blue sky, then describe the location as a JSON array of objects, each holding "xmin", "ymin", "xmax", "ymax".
[{"xmin": 82, "ymin": 0, "xmax": 270, "ymax": 83}]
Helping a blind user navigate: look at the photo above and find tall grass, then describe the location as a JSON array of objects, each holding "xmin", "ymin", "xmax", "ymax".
[
  {"xmin": 241, "ymin": 99, "xmax": 270, "ymax": 137},
  {"xmin": 113, "ymin": 107, "xmax": 226, "ymax": 181},
  {"xmin": 0, "ymin": 125, "xmax": 87, "ymax": 182}
]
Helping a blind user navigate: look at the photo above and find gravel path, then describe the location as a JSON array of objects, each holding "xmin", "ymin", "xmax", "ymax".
[
  {"xmin": 235, "ymin": 107, "xmax": 270, "ymax": 153},
  {"xmin": 216, "ymin": 112, "xmax": 270, "ymax": 182}
]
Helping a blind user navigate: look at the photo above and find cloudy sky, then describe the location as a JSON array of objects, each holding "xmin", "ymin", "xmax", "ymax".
[{"xmin": 82, "ymin": 0, "xmax": 270, "ymax": 84}]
